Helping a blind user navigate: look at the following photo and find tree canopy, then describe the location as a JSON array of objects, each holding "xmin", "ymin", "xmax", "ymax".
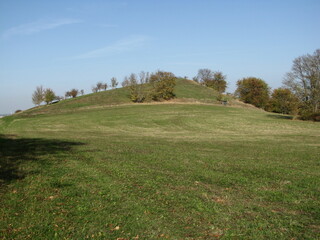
[
  {"xmin": 283, "ymin": 49, "xmax": 320, "ymax": 114},
  {"xmin": 235, "ymin": 77, "xmax": 270, "ymax": 109}
]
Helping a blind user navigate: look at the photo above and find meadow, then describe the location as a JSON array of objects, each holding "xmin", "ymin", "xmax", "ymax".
[{"xmin": 0, "ymin": 102, "xmax": 319, "ymax": 239}]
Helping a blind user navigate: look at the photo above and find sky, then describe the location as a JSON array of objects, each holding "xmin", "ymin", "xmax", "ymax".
[{"xmin": 0, "ymin": 0, "xmax": 319, "ymax": 113}]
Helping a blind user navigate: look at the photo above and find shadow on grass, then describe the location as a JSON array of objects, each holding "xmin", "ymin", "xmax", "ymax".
[
  {"xmin": 266, "ymin": 114, "xmax": 293, "ymax": 120},
  {"xmin": 0, "ymin": 134, "xmax": 84, "ymax": 188}
]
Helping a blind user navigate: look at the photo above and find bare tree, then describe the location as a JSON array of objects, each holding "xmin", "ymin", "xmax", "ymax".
[
  {"xmin": 195, "ymin": 69, "xmax": 213, "ymax": 84},
  {"xmin": 65, "ymin": 91, "xmax": 71, "ymax": 98},
  {"xmin": 111, "ymin": 77, "xmax": 118, "ymax": 89},
  {"xmin": 102, "ymin": 83, "xmax": 108, "ymax": 91},
  {"xmin": 283, "ymin": 49, "xmax": 320, "ymax": 113},
  {"xmin": 122, "ymin": 76, "xmax": 130, "ymax": 87},
  {"xmin": 139, "ymin": 71, "xmax": 150, "ymax": 84},
  {"xmin": 96, "ymin": 82, "xmax": 103, "ymax": 91},
  {"xmin": 92, "ymin": 86, "xmax": 98, "ymax": 93},
  {"xmin": 32, "ymin": 86, "xmax": 44, "ymax": 105},
  {"xmin": 80, "ymin": 89, "xmax": 84, "ymax": 95}
]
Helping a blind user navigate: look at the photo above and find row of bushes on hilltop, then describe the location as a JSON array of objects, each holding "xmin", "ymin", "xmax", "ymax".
[{"xmin": 232, "ymin": 49, "xmax": 320, "ymax": 121}]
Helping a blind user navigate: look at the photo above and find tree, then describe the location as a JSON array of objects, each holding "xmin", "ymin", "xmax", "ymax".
[
  {"xmin": 268, "ymin": 88, "xmax": 299, "ymax": 115},
  {"xmin": 102, "ymin": 83, "xmax": 108, "ymax": 91},
  {"xmin": 44, "ymin": 88, "xmax": 56, "ymax": 104},
  {"xmin": 80, "ymin": 89, "xmax": 84, "ymax": 95},
  {"xmin": 65, "ymin": 91, "xmax": 71, "ymax": 98},
  {"xmin": 235, "ymin": 77, "xmax": 270, "ymax": 109},
  {"xmin": 195, "ymin": 69, "xmax": 227, "ymax": 93},
  {"xmin": 32, "ymin": 86, "xmax": 44, "ymax": 105},
  {"xmin": 139, "ymin": 71, "xmax": 150, "ymax": 84},
  {"xmin": 150, "ymin": 71, "xmax": 176, "ymax": 101},
  {"xmin": 92, "ymin": 86, "xmax": 98, "ymax": 93},
  {"xmin": 96, "ymin": 82, "xmax": 103, "ymax": 91},
  {"xmin": 126, "ymin": 73, "xmax": 145, "ymax": 102},
  {"xmin": 70, "ymin": 89, "xmax": 79, "ymax": 98},
  {"xmin": 283, "ymin": 49, "xmax": 320, "ymax": 114},
  {"xmin": 195, "ymin": 68, "xmax": 213, "ymax": 83},
  {"xmin": 111, "ymin": 77, "xmax": 118, "ymax": 89},
  {"xmin": 122, "ymin": 76, "xmax": 130, "ymax": 87}
]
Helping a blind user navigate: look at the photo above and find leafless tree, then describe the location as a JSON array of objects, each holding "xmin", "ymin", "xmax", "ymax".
[
  {"xmin": 283, "ymin": 49, "xmax": 320, "ymax": 113},
  {"xmin": 122, "ymin": 76, "xmax": 130, "ymax": 87},
  {"xmin": 32, "ymin": 86, "xmax": 44, "ymax": 105},
  {"xmin": 96, "ymin": 82, "xmax": 103, "ymax": 91},
  {"xmin": 92, "ymin": 86, "xmax": 98, "ymax": 93},
  {"xmin": 111, "ymin": 77, "xmax": 118, "ymax": 89}
]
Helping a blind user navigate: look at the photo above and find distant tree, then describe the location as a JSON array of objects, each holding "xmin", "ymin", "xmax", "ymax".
[
  {"xmin": 195, "ymin": 69, "xmax": 227, "ymax": 93},
  {"xmin": 195, "ymin": 68, "xmax": 213, "ymax": 84},
  {"xmin": 32, "ymin": 86, "xmax": 44, "ymax": 105},
  {"xmin": 139, "ymin": 71, "xmax": 150, "ymax": 84},
  {"xmin": 102, "ymin": 83, "xmax": 108, "ymax": 91},
  {"xmin": 122, "ymin": 76, "xmax": 130, "ymax": 87},
  {"xmin": 80, "ymin": 89, "xmax": 84, "ymax": 96},
  {"xmin": 283, "ymin": 49, "xmax": 320, "ymax": 115},
  {"xmin": 44, "ymin": 88, "xmax": 56, "ymax": 104},
  {"xmin": 150, "ymin": 71, "xmax": 176, "ymax": 101},
  {"xmin": 111, "ymin": 77, "xmax": 118, "ymax": 89},
  {"xmin": 70, "ymin": 89, "xmax": 79, "ymax": 98},
  {"xmin": 268, "ymin": 88, "xmax": 299, "ymax": 115},
  {"xmin": 235, "ymin": 77, "xmax": 270, "ymax": 109},
  {"xmin": 15, "ymin": 110, "xmax": 22, "ymax": 113},
  {"xmin": 92, "ymin": 86, "xmax": 98, "ymax": 93},
  {"xmin": 65, "ymin": 91, "xmax": 71, "ymax": 98},
  {"xmin": 128, "ymin": 73, "xmax": 145, "ymax": 102},
  {"xmin": 96, "ymin": 82, "xmax": 103, "ymax": 92}
]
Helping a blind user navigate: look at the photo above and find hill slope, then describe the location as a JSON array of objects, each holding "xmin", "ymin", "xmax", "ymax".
[{"xmin": 22, "ymin": 79, "xmax": 241, "ymax": 116}]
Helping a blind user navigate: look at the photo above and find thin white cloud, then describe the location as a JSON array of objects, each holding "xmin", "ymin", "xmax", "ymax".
[
  {"xmin": 72, "ymin": 35, "xmax": 149, "ymax": 60},
  {"xmin": 2, "ymin": 18, "xmax": 82, "ymax": 38}
]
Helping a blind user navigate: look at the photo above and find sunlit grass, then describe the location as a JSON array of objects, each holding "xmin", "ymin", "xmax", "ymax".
[{"xmin": 1, "ymin": 104, "xmax": 319, "ymax": 239}]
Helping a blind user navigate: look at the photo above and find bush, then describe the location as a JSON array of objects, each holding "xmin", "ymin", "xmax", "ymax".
[
  {"xmin": 150, "ymin": 71, "xmax": 176, "ymax": 101},
  {"xmin": 267, "ymin": 88, "xmax": 299, "ymax": 115},
  {"xmin": 235, "ymin": 77, "xmax": 270, "ymax": 109}
]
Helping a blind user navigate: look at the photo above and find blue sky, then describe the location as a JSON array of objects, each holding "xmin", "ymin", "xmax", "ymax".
[{"xmin": 0, "ymin": 0, "xmax": 319, "ymax": 113}]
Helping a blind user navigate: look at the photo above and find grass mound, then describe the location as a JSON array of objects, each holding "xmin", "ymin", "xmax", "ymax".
[{"xmin": 22, "ymin": 79, "xmax": 236, "ymax": 116}]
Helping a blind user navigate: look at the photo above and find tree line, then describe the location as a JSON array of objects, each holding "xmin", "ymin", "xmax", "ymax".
[
  {"xmin": 32, "ymin": 49, "xmax": 319, "ymax": 120},
  {"xmin": 233, "ymin": 49, "xmax": 319, "ymax": 120}
]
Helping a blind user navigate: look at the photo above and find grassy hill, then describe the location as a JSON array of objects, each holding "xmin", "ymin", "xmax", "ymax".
[
  {"xmin": 22, "ymin": 79, "xmax": 241, "ymax": 116},
  {"xmin": 0, "ymin": 82, "xmax": 319, "ymax": 239}
]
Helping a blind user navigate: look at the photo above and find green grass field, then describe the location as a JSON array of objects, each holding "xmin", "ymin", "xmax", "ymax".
[{"xmin": 0, "ymin": 82, "xmax": 319, "ymax": 239}]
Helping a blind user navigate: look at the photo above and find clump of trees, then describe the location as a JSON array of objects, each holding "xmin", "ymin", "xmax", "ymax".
[
  {"xmin": 32, "ymin": 86, "xmax": 58, "ymax": 105},
  {"xmin": 267, "ymin": 88, "xmax": 299, "ymax": 115},
  {"xmin": 92, "ymin": 82, "xmax": 108, "ymax": 93},
  {"xmin": 235, "ymin": 77, "xmax": 270, "ymax": 109},
  {"xmin": 121, "ymin": 70, "xmax": 176, "ymax": 103},
  {"xmin": 194, "ymin": 69, "xmax": 227, "ymax": 93}
]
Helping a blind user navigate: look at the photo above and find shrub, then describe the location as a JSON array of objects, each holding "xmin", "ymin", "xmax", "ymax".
[
  {"xmin": 235, "ymin": 77, "xmax": 270, "ymax": 109},
  {"xmin": 150, "ymin": 71, "xmax": 176, "ymax": 101}
]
